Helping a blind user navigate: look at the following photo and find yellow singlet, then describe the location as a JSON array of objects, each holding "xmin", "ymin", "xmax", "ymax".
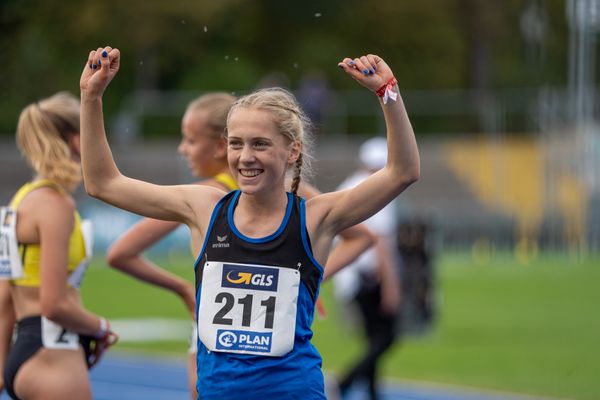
[
  {"xmin": 9, "ymin": 180, "xmax": 87, "ymax": 287},
  {"xmin": 214, "ymin": 172, "xmax": 237, "ymax": 191}
]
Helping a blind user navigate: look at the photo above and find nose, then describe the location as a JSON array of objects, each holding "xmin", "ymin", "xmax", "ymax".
[{"xmin": 239, "ymin": 144, "xmax": 255, "ymax": 163}]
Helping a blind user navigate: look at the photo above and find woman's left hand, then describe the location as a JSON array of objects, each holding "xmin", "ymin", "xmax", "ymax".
[{"xmin": 338, "ymin": 54, "xmax": 394, "ymax": 93}]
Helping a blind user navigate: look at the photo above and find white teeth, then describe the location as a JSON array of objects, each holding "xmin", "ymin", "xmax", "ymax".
[{"xmin": 240, "ymin": 169, "xmax": 261, "ymax": 177}]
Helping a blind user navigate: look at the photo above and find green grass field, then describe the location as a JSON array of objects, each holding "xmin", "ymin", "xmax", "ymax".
[{"xmin": 81, "ymin": 251, "xmax": 600, "ymax": 400}]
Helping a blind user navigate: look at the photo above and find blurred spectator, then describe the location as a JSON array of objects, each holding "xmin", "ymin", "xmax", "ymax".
[
  {"xmin": 297, "ymin": 70, "xmax": 332, "ymax": 133},
  {"xmin": 397, "ymin": 219, "xmax": 435, "ymax": 332},
  {"xmin": 333, "ymin": 137, "xmax": 401, "ymax": 400}
]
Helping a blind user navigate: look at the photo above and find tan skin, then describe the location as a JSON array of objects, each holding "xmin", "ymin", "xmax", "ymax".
[
  {"xmin": 4, "ymin": 134, "xmax": 111, "ymax": 400},
  {"xmin": 81, "ymin": 46, "xmax": 418, "ymax": 395},
  {"xmin": 0, "ymin": 281, "xmax": 15, "ymax": 394},
  {"xmin": 107, "ymin": 100, "xmax": 375, "ymax": 399}
]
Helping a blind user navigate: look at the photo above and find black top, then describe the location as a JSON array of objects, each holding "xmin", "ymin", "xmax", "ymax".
[{"xmin": 195, "ymin": 190, "xmax": 322, "ymax": 301}]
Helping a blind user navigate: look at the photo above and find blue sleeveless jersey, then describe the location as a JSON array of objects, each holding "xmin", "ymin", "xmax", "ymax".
[{"xmin": 194, "ymin": 190, "xmax": 325, "ymax": 400}]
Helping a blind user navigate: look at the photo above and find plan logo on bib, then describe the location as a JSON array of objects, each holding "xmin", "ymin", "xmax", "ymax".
[
  {"xmin": 217, "ymin": 331, "xmax": 237, "ymax": 348},
  {"xmin": 221, "ymin": 263, "xmax": 279, "ymax": 292},
  {"xmin": 216, "ymin": 329, "xmax": 272, "ymax": 353}
]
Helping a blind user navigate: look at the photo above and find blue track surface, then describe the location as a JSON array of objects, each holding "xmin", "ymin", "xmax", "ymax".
[{"xmin": 1, "ymin": 353, "xmax": 545, "ymax": 400}]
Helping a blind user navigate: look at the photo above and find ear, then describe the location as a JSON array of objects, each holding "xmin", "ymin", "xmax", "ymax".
[
  {"xmin": 214, "ymin": 136, "xmax": 228, "ymax": 160},
  {"xmin": 287, "ymin": 140, "xmax": 301, "ymax": 165}
]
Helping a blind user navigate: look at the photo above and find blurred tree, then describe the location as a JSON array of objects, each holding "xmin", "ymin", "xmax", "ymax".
[
  {"xmin": 0, "ymin": 0, "xmax": 238, "ymax": 132},
  {"xmin": 0, "ymin": 0, "xmax": 575, "ymax": 136},
  {"xmin": 333, "ymin": 0, "xmax": 466, "ymax": 89}
]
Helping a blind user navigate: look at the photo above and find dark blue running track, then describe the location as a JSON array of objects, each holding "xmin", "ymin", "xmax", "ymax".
[{"xmin": 0, "ymin": 353, "xmax": 550, "ymax": 400}]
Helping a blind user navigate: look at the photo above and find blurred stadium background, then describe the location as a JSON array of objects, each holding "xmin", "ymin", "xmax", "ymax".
[{"xmin": 1, "ymin": 1, "xmax": 599, "ymax": 399}]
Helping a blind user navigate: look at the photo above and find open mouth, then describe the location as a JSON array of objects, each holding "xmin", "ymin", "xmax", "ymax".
[{"xmin": 239, "ymin": 169, "xmax": 263, "ymax": 178}]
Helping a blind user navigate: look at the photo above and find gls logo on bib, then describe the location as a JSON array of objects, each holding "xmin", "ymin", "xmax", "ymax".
[{"xmin": 221, "ymin": 263, "xmax": 279, "ymax": 292}]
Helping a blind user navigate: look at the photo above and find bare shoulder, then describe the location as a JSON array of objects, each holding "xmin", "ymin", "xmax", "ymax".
[
  {"xmin": 181, "ymin": 182, "xmax": 227, "ymax": 212},
  {"xmin": 176, "ymin": 183, "xmax": 228, "ymax": 235},
  {"xmin": 186, "ymin": 182, "xmax": 227, "ymax": 198},
  {"xmin": 20, "ymin": 186, "xmax": 74, "ymax": 216},
  {"xmin": 17, "ymin": 187, "xmax": 75, "ymax": 241}
]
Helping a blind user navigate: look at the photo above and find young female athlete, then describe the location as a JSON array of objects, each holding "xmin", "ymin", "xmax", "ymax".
[
  {"xmin": 80, "ymin": 46, "xmax": 419, "ymax": 399},
  {"xmin": 0, "ymin": 92, "xmax": 117, "ymax": 400},
  {"xmin": 106, "ymin": 92, "xmax": 374, "ymax": 399}
]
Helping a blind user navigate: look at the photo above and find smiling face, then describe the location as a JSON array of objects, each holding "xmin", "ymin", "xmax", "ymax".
[
  {"xmin": 178, "ymin": 109, "xmax": 227, "ymax": 178},
  {"xmin": 226, "ymin": 107, "xmax": 300, "ymax": 195}
]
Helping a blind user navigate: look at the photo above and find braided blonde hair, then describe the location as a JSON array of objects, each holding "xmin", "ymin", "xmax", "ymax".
[
  {"xmin": 16, "ymin": 92, "xmax": 81, "ymax": 189},
  {"xmin": 227, "ymin": 88, "xmax": 314, "ymax": 194}
]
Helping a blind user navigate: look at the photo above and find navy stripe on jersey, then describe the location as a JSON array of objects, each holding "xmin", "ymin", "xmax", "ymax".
[{"xmin": 227, "ymin": 191, "xmax": 293, "ymax": 243}]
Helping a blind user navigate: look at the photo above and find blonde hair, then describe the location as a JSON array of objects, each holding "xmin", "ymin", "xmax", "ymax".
[
  {"xmin": 186, "ymin": 92, "xmax": 236, "ymax": 138},
  {"xmin": 16, "ymin": 92, "xmax": 81, "ymax": 188},
  {"xmin": 227, "ymin": 88, "xmax": 314, "ymax": 195}
]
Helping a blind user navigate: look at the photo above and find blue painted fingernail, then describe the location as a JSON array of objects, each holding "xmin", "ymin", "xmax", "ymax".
[
  {"xmin": 92, "ymin": 64, "xmax": 97, "ymax": 70},
  {"xmin": 370, "ymin": 69, "xmax": 375, "ymax": 74},
  {"xmin": 102, "ymin": 51, "xmax": 108, "ymax": 58},
  {"xmin": 373, "ymin": 66, "xmax": 377, "ymax": 71},
  {"xmin": 363, "ymin": 69, "xmax": 369, "ymax": 75},
  {"xmin": 348, "ymin": 60, "xmax": 355, "ymax": 66},
  {"xmin": 98, "ymin": 59, "xmax": 102, "ymax": 66}
]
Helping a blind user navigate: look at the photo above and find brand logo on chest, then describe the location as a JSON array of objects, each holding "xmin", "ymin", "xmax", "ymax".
[{"xmin": 212, "ymin": 235, "xmax": 230, "ymax": 248}]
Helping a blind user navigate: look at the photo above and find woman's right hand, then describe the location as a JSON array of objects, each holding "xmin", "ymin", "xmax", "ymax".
[
  {"xmin": 88, "ymin": 328, "xmax": 119, "ymax": 368},
  {"xmin": 80, "ymin": 46, "xmax": 120, "ymax": 100}
]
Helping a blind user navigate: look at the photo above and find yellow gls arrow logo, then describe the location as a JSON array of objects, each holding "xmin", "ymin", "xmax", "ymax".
[{"xmin": 226, "ymin": 271, "xmax": 252, "ymax": 284}]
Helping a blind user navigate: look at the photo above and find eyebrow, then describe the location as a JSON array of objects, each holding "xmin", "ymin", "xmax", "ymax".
[{"xmin": 227, "ymin": 136, "xmax": 273, "ymax": 142}]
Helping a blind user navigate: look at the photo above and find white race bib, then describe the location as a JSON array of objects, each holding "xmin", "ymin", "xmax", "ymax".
[
  {"xmin": 198, "ymin": 261, "xmax": 300, "ymax": 357},
  {"xmin": 41, "ymin": 317, "xmax": 79, "ymax": 350},
  {"xmin": 67, "ymin": 219, "xmax": 93, "ymax": 289},
  {"xmin": 0, "ymin": 207, "xmax": 23, "ymax": 280}
]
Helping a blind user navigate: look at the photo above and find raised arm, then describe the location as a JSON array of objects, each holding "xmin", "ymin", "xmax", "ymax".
[
  {"xmin": 79, "ymin": 46, "xmax": 216, "ymax": 225},
  {"xmin": 311, "ymin": 55, "xmax": 419, "ymax": 235}
]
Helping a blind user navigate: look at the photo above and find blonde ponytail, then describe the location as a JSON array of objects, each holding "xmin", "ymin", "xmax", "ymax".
[{"xmin": 16, "ymin": 92, "xmax": 81, "ymax": 189}]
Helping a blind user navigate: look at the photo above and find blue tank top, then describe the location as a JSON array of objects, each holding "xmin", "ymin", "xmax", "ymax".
[{"xmin": 194, "ymin": 190, "xmax": 325, "ymax": 400}]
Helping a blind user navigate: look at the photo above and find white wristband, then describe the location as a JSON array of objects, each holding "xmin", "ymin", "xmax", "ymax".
[{"xmin": 95, "ymin": 317, "xmax": 109, "ymax": 339}]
